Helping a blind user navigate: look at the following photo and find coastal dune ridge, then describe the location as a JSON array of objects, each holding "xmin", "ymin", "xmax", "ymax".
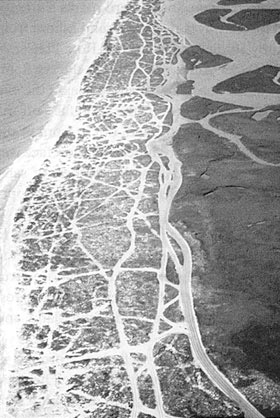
[
  {"xmin": 0, "ymin": 0, "xmax": 130, "ymax": 413},
  {"xmin": 1, "ymin": 0, "xmax": 279, "ymax": 416}
]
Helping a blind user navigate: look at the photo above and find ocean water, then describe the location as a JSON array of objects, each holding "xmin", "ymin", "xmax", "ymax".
[{"xmin": 0, "ymin": 0, "xmax": 104, "ymax": 175}]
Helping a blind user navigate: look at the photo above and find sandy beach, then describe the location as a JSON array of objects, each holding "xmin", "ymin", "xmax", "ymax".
[{"xmin": 1, "ymin": 0, "xmax": 280, "ymax": 417}]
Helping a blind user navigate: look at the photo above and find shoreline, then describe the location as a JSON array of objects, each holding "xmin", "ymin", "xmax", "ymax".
[
  {"xmin": 0, "ymin": 0, "xmax": 131, "ymax": 225},
  {"xmin": 0, "ymin": 0, "xmax": 130, "ymax": 412}
]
